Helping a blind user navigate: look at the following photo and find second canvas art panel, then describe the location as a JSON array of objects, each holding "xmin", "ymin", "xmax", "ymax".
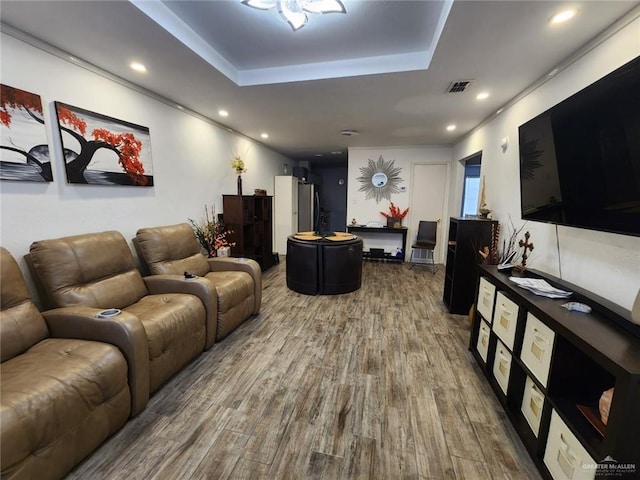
[{"xmin": 54, "ymin": 102, "xmax": 154, "ymax": 186}]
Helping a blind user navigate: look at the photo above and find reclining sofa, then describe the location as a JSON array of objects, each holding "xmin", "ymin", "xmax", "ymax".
[
  {"xmin": 27, "ymin": 230, "xmax": 207, "ymax": 405},
  {"xmin": 135, "ymin": 222, "xmax": 261, "ymax": 343},
  {"xmin": 0, "ymin": 248, "xmax": 131, "ymax": 480}
]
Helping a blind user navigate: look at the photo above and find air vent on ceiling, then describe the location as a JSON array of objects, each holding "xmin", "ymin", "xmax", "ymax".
[{"xmin": 447, "ymin": 80, "xmax": 473, "ymax": 93}]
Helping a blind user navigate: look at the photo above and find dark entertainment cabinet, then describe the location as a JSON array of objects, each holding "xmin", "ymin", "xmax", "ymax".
[
  {"xmin": 222, "ymin": 195, "xmax": 274, "ymax": 270},
  {"xmin": 443, "ymin": 217, "xmax": 497, "ymax": 314},
  {"xmin": 470, "ymin": 265, "xmax": 640, "ymax": 480}
]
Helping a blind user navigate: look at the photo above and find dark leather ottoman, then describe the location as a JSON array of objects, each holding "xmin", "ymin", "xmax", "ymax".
[{"xmin": 286, "ymin": 235, "xmax": 363, "ymax": 295}]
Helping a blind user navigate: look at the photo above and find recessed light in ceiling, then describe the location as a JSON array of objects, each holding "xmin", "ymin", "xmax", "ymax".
[
  {"xmin": 130, "ymin": 62, "xmax": 147, "ymax": 73},
  {"xmin": 261, "ymin": 133, "xmax": 269, "ymax": 139},
  {"xmin": 340, "ymin": 129, "xmax": 359, "ymax": 137},
  {"xmin": 550, "ymin": 9, "xmax": 576, "ymax": 24},
  {"xmin": 176, "ymin": 105, "xmax": 184, "ymax": 110},
  {"xmin": 446, "ymin": 124, "xmax": 456, "ymax": 132},
  {"xmin": 219, "ymin": 109, "xmax": 229, "ymax": 117},
  {"xmin": 476, "ymin": 92, "xmax": 489, "ymax": 100},
  {"xmin": 331, "ymin": 151, "xmax": 342, "ymax": 155},
  {"xmin": 315, "ymin": 153, "xmax": 324, "ymax": 157}
]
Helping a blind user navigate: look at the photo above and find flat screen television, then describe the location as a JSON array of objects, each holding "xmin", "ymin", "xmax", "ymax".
[{"xmin": 518, "ymin": 55, "xmax": 640, "ymax": 237}]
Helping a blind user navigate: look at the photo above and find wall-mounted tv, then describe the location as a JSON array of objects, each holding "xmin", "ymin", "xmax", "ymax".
[{"xmin": 518, "ymin": 55, "xmax": 640, "ymax": 237}]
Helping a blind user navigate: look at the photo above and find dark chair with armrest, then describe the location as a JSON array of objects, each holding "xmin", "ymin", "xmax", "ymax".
[
  {"xmin": 27, "ymin": 230, "xmax": 207, "ymax": 404},
  {"xmin": 135, "ymin": 222, "xmax": 261, "ymax": 343},
  {"xmin": 0, "ymin": 247, "xmax": 131, "ymax": 480}
]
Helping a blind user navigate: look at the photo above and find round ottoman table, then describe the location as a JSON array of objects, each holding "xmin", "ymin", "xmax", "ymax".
[{"xmin": 286, "ymin": 232, "xmax": 363, "ymax": 295}]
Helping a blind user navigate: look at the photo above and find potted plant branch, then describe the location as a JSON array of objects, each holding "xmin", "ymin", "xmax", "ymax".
[
  {"xmin": 380, "ymin": 202, "xmax": 409, "ymax": 228},
  {"xmin": 188, "ymin": 204, "xmax": 235, "ymax": 257}
]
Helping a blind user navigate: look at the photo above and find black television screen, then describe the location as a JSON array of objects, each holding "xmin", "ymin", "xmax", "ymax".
[{"xmin": 518, "ymin": 55, "xmax": 640, "ymax": 237}]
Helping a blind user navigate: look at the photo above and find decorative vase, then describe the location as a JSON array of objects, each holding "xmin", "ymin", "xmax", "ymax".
[
  {"xmin": 237, "ymin": 174, "xmax": 243, "ymax": 196},
  {"xmin": 387, "ymin": 217, "xmax": 402, "ymax": 228}
]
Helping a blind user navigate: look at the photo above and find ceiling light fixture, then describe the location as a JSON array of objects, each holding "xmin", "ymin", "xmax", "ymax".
[
  {"xmin": 219, "ymin": 109, "xmax": 229, "ymax": 117},
  {"xmin": 241, "ymin": 0, "xmax": 346, "ymax": 32},
  {"xmin": 261, "ymin": 133, "xmax": 269, "ymax": 139},
  {"xmin": 476, "ymin": 92, "xmax": 489, "ymax": 100},
  {"xmin": 340, "ymin": 129, "xmax": 359, "ymax": 137},
  {"xmin": 446, "ymin": 124, "xmax": 456, "ymax": 132},
  {"xmin": 550, "ymin": 9, "xmax": 576, "ymax": 24},
  {"xmin": 130, "ymin": 62, "xmax": 147, "ymax": 73}
]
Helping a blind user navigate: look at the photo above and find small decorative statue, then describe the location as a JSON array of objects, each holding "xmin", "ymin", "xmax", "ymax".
[
  {"xmin": 516, "ymin": 231, "xmax": 534, "ymax": 271},
  {"xmin": 478, "ymin": 175, "xmax": 491, "ymax": 218}
]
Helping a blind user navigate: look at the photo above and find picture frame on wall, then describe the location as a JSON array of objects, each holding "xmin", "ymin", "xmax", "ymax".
[
  {"xmin": 1, "ymin": 84, "xmax": 53, "ymax": 182},
  {"xmin": 54, "ymin": 101, "xmax": 154, "ymax": 186}
]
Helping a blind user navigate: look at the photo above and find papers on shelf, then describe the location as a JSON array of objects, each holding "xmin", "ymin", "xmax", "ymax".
[{"xmin": 509, "ymin": 277, "xmax": 573, "ymax": 299}]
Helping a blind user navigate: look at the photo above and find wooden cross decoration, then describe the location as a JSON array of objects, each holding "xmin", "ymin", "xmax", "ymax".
[{"xmin": 517, "ymin": 231, "xmax": 534, "ymax": 270}]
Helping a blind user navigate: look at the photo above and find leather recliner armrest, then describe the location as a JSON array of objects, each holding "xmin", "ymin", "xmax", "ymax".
[
  {"xmin": 207, "ymin": 257, "xmax": 262, "ymax": 314},
  {"xmin": 42, "ymin": 307, "xmax": 150, "ymax": 416},
  {"xmin": 143, "ymin": 275, "xmax": 218, "ymax": 350}
]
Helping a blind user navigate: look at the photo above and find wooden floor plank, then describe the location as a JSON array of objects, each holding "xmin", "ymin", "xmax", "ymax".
[{"xmin": 65, "ymin": 260, "xmax": 541, "ymax": 480}]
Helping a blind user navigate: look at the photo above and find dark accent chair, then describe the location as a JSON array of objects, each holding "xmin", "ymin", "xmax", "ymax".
[{"xmin": 409, "ymin": 220, "xmax": 438, "ymax": 273}]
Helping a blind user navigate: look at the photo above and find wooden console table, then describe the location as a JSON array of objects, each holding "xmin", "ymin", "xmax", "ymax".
[{"xmin": 346, "ymin": 225, "xmax": 408, "ymax": 262}]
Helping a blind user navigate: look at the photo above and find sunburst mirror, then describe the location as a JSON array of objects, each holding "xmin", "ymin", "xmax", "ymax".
[{"xmin": 357, "ymin": 155, "xmax": 403, "ymax": 203}]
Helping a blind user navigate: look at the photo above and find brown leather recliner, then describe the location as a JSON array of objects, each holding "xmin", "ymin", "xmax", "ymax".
[
  {"xmin": 135, "ymin": 223, "xmax": 261, "ymax": 344},
  {"xmin": 28, "ymin": 230, "xmax": 207, "ymax": 405},
  {"xmin": 0, "ymin": 247, "xmax": 131, "ymax": 480}
]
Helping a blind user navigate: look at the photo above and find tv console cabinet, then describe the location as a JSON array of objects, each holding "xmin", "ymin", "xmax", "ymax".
[{"xmin": 470, "ymin": 265, "xmax": 640, "ymax": 480}]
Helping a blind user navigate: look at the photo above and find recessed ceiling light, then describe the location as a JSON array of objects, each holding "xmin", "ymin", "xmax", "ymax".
[
  {"xmin": 550, "ymin": 9, "xmax": 576, "ymax": 24},
  {"xmin": 340, "ymin": 129, "xmax": 359, "ymax": 137},
  {"xmin": 261, "ymin": 133, "xmax": 269, "ymax": 139},
  {"xmin": 219, "ymin": 109, "xmax": 229, "ymax": 117},
  {"xmin": 331, "ymin": 151, "xmax": 342, "ymax": 155},
  {"xmin": 476, "ymin": 92, "xmax": 489, "ymax": 100},
  {"xmin": 446, "ymin": 124, "xmax": 456, "ymax": 132},
  {"xmin": 315, "ymin": 153, "xmax": 324, "ymax": 157},
  {"xmin": 176, "ymin": 105, "xmax": 184, "ymax": 110},
  {"xmin": 130, "ymin": 62, "xmax": 147, "ymax": 73}
]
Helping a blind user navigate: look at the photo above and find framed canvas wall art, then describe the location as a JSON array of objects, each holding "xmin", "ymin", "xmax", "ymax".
[
  {"xmin": 54, "ymin": 102, "xmax": 154, "ymax": 186},
  {"xmin": 1, "ymin": 84, "xmax": 53, "ymax": 182}
]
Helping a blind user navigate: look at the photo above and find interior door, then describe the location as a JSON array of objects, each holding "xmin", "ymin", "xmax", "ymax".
[{"xmin": 409, "ymin": 163, "xmax": 448, "ymax": 263}]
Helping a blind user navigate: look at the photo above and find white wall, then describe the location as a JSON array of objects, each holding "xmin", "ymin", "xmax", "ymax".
[
  {"xmin": 1, "ymin": 33, "xmax": 290, "ymax": 272},
  {"xmin": 452, "ymin": 18, "xmax": 640, "ymax": 310},
  {"xmin": 347, "ymin": 146, "xmax": 452, "ymax": 258}
]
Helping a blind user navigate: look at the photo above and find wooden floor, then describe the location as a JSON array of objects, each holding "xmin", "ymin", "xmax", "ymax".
[{"xmin": 68, "ymin": 260, "xmax": 542, "ymax": 480}]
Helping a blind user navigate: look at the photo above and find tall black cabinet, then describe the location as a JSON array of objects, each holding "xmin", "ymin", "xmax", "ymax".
[
  {"xmin": 443, "ymin": 217, "xmax": 497, "ymax": 314},
  {"xmin": 222, "ymin": 195, "xmax": 273, "ymax": 270}
]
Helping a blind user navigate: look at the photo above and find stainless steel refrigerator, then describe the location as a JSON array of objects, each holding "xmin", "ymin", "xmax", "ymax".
[{"xmin": 298, "ymin": 183, "xmax": 317, "ymax": 232}]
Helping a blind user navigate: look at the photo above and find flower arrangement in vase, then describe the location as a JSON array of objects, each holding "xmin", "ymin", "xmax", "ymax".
[
  {"xmin": 231, "ymin": 156, "xmax": 247, "ymax": 196},
  {"xmin": 189, "ymin": 204, "xmax": 235, "ymax": 257},
  {"xmin": 380, "ymin": 202, "xmax": 409, "ymax": 228}
]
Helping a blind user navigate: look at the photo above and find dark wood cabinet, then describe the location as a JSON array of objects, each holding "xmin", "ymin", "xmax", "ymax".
[
  {"xmin": 443, "ymin": 217, "xmax": 497, "ymax": 314},
  {"xmin": 222, "ymin": 195, "xmax": 273, "ymax": 270},
  {"xmin": 470, "ymin": 265, "xmax": 640, "ymax": 479}
]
